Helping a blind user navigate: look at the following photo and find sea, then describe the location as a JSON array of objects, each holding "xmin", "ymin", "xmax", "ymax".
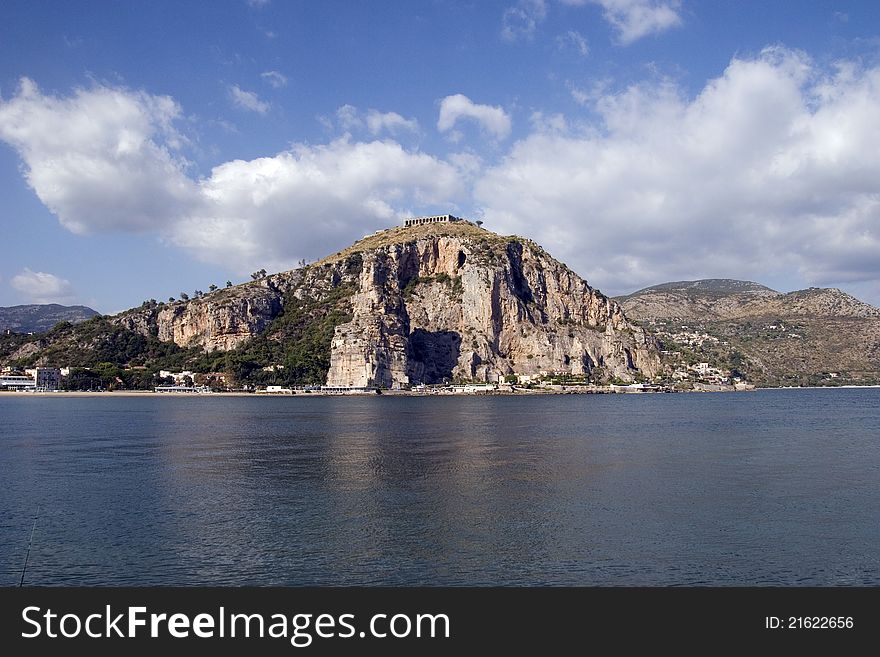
[{"xmin": 1, "ymin": 388, "xmax": 878, "ymax": 586}]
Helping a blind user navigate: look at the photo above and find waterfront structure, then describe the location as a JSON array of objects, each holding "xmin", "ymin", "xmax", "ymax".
[
  {"xmin": 403, "ymin": 214, "xmax": 463, "ymax": 228},
  {"xmin": 35, "ymin": 367, "xmax": 62, "ymax": 391},
  {"xmin": 320, "ymin": 386, "xmax": 376, "ymax": 394},
  {"xmin": 154, "ymin": 385, "xmax": 212, "ymax": 394},
  {"xmin": 449, "ymin": 383, "xmax": 497, "ymax": 393},
  {"xmin": 262, "ymin": 385, "xmax": 294, "ymax": 394},
  {"xmin": 0, "ymin": 375, "xmax": 36, "ymax": 390}
]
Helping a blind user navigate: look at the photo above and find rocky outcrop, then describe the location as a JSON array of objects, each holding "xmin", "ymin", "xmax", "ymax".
[
  {"xmin": 115, "ymin": 277, "xmax": 291, "ymax": 352},
  {"xmin": 154, "ymin": 286, "xmax": 282, "ymax": 351},
  {"xmin": 113, "ymin": 261, "xmax": 362, "ymax": 353},
  {"xmin": 110, "ymin": 221, "xmax": 659, "ymax": 385},
  {"xmin": 325, "ymin": 223, "xmax": 659, "ymax": 386}
]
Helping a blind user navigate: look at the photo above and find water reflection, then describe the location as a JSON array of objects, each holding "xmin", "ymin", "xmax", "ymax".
[{"xmin": 1, "ymin": 390, "xmax": 879, "ymax": 585}]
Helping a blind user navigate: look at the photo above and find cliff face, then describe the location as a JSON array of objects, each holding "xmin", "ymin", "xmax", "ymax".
[
  {"xmin": 112, "ymin": 222, "xmax": 659, "ymax": 386},
  {"xmin": 324, "ymin": 223, "xmax": 659, "ymax": 386},
  {"xmin": 116, "ymin": 276, "xmax": 294, "ymax": 352}
]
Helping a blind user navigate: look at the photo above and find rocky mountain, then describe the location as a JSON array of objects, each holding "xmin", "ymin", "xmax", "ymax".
[
  {"xmin": 616, "ymin": 279, "xmax": 779, "ymax": 322},
  {"xmin": 618, "ymin": 279, "xmax": 879, "ymax": 322},
  {"xmin": 617, "ymin": 280, "xmax": 880, "ymax": 387},
  {"xmin": 0, "ymin": 304, "xmax": 99, "ymax": 333},
  {"xmin": 2, "ymin": 221, "xmax": 660, "ymax": 387},
  {"xmin": 320, "ymin": 222, "xmax": 659, "ymax": 386}
]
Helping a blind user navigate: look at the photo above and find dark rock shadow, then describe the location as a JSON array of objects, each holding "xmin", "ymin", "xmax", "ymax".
[{"xmin": 409, "ymin": 329, "xmax": 461, "ymax": 384}]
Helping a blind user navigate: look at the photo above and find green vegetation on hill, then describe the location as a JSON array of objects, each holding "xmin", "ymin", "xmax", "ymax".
[
  {"xmin": 0, "ymin": 276, "xmax": 358, "ymax": 389},
  {"xmin": 0, "ymin": 317, "xmax": 187, "ymax": 369},
  {"xmin": 622, "ymin": 279, "xmax": 880, "ymax": 387},
  {"xmin": 191, "ymin": 280, "xmax": 357, "ymax": 386}
]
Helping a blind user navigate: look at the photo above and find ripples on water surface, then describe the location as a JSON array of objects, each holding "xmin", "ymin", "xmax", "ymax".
[{"xmin": 1, "ymin": 389, "xmax": 878, "ymax": 585}]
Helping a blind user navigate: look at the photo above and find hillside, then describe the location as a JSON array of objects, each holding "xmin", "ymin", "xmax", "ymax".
[
  {"xmin": 1, "ymin": 221, "xmax": 660, "ymax": 389},
  {"xmin": 617, "ymin": 280, "xmax": 880, "ymax": 387},
  {"xmin": 0, "ymin": 304, "xmax": 99, "ymax": 333}
]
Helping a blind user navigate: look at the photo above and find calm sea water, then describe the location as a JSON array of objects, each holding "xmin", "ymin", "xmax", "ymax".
[{"xmin": 1, "ymin": 389, "xmax": 878, "ymax": 586}]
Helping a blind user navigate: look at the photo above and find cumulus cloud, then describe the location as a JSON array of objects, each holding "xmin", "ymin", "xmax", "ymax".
[
  {"xmin": 174, "ymin": 138, "xmax": 463, "ymax": 272},
  {"xmin": 365, "ymin": 110, "xmax": 419, "ymax": 136},
  {"xmin": 437, "ymin": 94, "xmax": 512, "ymax": 140},
  {"xmin": 0, "ymin": 78, "xmax": 196, "ymax": 233},
  {"xmin": 331, "ymin": 105, "xmax": 419, "ymax": 137},
  {"xmin": 475, "ymin": 47, "xmax": 880, "ymax": 294},
  {"xmin": 9, "ymin": 50, "xmax": 880, "ymax": 302},
  {"xmin": 11, "ymin": 268, "xmax": 76, "ymax": 304},
  {"xmin": 562, "ymin": 0, "xmax": 682, "ymax": 44},
  {"xmin": 228, "ymin": 84, "xmax": 270, "ymax": 114},
  {"xmin": 0, "ymin": 79, "xmax": 463, "ymax": 275},
  {"xmin": 260, "ymin": 70, "xmax": 288, "ymax": 88}
]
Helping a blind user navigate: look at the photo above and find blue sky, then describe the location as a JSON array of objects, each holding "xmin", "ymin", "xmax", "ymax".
[{"xmin": 2, "ymin": 1, "xmax": 880, "ymax": 312}]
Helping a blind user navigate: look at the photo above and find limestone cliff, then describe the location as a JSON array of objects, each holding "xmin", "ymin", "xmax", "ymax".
[
  {"xmin": 115, "ymin": 277, "xmax": 289, "ymax": 352},
  {"xmin": 323, "ymin": 222, "xmax": 659, "ymax": 386}
]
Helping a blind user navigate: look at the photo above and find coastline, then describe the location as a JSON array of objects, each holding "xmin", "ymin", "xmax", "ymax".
[{"xmin": 3, "ymin": 384, "xmax": 879, "ymax": 398}]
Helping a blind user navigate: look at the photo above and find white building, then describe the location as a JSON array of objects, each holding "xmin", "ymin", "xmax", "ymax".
[
  {"xmin": 159, "ymin": 370, "xmax": 195, "ymax": 384},
  {"xmin": 403, "ymin": 214, "xmax": 464, "ymax": 228},
  {"xmin": 0, "ymin": 375, "xmax": 36, "ymax": 390}
]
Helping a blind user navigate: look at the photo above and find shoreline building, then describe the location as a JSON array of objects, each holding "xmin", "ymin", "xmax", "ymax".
[
  {"xmin": 0, "ymin": 374, "xmax": 36, "ymax": 390},
  {"xmin": 0, "ymin": 367, "xmax": 61, "ymax": 391},
  {"xmin": 35, "ymin": 367, "xmax": 62, "ymax": 391},
  {"xmin": 403, "ymin": 214, "xmax": 464, "ymax": 228}
]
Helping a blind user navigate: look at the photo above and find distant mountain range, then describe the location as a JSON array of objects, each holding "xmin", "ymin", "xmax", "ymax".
[
  {"xmin": 0, "ymin": 304, "xmax": 100, "ymax": 334},
  {"xmin": 617, "ymin": 278, "xmax": 880, "ymax": 321},
  {"xmin": 616, "ymin": 280, "xmax": 880, "ymax": 387}
]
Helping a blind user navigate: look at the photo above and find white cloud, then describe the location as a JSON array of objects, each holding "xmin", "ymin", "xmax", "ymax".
[
  {"xmin": 437, "ymin": 94, "xmax": 512, "ymax": 140},
  {"xmin": 260, "ymin": 70, "xmax": 288, "ymax": 88},
  {"xmin": 335, "ymin": 104, "xmax": 362, "ymax": 131},
  {"xmin": 475, "ymin": 48, "xmax": 880, "ymax": 295},
  {"xmin": 11, "ymin": 268, "xmax": 76, "ymax": 304},
  {"xmin": 556, "ymin": 30, "xmax": 589, "ymax": 56},
  {"xmin": 331, "ymin": 105, "xmax": 419, "ymax": 137},
  {"xmin": 0, "ymin": 79, "xmax": 464, "ymax": 275},
  {"xmin": 365, "ymin": 110, "xmax": 419, "ymax": 136},
  {"xmin": 501, "ymin": 0, "xmax": 547, "ymax": 42},
  {"xmin": 174, "ymin": 138, "xmax": 463, "ymax": 272},
  {"xmin": 10, "ymin": 51, "xmax": 880, "ymax": 303},
  {"xmin": 228, "ymin": 84, "xmax": 270, "ymax": 114},
  {"xmin": 0, "ymin": 78, "xmax": 196, "ymax": 233},
  {"xmin": 562, "ymin": 0, "xmax": 682, "ymax": 44}
]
